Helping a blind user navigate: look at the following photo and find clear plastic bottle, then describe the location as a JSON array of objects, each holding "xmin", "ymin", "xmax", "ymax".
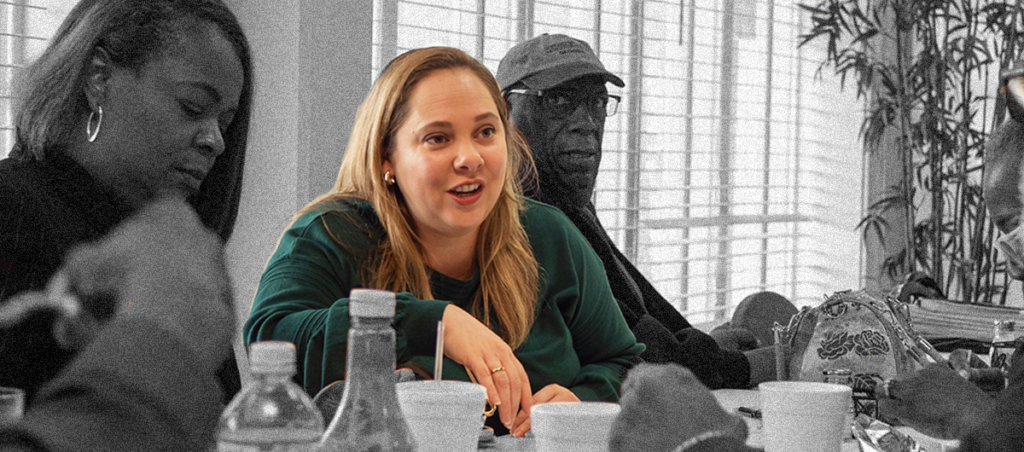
[
  {"xmin": 822, "ymin": 368, "xmax": 855, "ymax": 436},
  {"xmin": 319, "ymin": 289, "xmax": 415, "ymax": 451},
  {"xmin": 217, "ymin": 341, "xmax": 324, "ymax": 451},
  {"xmin": 990, "ymin": 319, "xmax": 1018, "ymax": 370}
]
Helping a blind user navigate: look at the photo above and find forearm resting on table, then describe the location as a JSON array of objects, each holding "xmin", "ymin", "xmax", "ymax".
[{"xmin": 958, "ymin": 382, "xmax": 1024, "ymax": 451}]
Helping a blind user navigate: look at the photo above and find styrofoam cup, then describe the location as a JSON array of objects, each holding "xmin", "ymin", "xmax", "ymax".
[
  {"xmin": 531, "ymin": 401, "xmax": 620, "ymax": 452},
  {"xmin": 758, "ymin": 381, "xmax": 852, "ymax": 452},
  {"xmin": 396, "ymin": 380, "xmax": 486, "ymax": 452}
]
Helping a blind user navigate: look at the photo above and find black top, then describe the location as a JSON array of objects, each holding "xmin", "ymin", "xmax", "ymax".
[
  {"xmin": 555, "ymin": 202, "xmax": 750, "ymax": 389},
  {"xmin": 0, "ymin": 151, "xmax": 240, "ymax": 401},
  {"xmin": 0, "ymin": 152, "xmax": 133, "ymax": 299}
]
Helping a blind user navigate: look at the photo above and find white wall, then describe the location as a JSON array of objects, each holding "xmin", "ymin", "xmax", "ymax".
[{"xmin": 223, "ymin": 1, "xmax": 372, "ymax": 345}]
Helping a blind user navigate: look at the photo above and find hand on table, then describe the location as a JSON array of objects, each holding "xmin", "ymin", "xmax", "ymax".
[
  {"xmin": 877, "ymin": 363, "xmax": 992, "ymax": 439},
  {"xmin": 508, "ymin": 383, "xmax": 580, "ymax": 437},
  {"xmin": 441, "ymin": 304, "xmax": 532, "ymax": 430},
  {"xmin": 610, "ymin": 363, "xmax": 747, "ymax": 451}
]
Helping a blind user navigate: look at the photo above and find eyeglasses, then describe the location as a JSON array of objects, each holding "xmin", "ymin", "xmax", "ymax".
[{"xmin": 505, "ymin": 88, "xmax": 620, "ymax": 118}]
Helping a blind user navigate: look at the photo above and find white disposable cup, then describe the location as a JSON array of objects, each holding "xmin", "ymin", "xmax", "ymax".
[
  {"xmin": 531, "ymin": 401, "xmax": 620, "ymax": 452},
  {"xmin": 0, "ymin": 387, "xmax": 24, "ymax": 425},
  {"xmin": 395, "ymin": 380, "xmax": 486, "ymax": 452},
  {"xmin": 758, "ymin": 381, "xmax": 852, "ymax": 452}
]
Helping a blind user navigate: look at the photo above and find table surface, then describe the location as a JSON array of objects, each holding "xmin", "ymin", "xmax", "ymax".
[
  {"xmin": 712, "ymin": 389, "xmax": 958, "ymax": 452},
  {"xmin": 479, "ymin": 390, "xmax": 959, "ymax": 451},
  {"xmin": 482, "ymin": 435, "xmax": 531, "ymax": 451}
]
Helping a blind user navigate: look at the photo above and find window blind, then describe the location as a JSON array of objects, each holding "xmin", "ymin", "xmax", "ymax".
[
  {"xmin": 1, "ymin": 0, "xmax": 32, "ymax": 158},
  {"xmin": 0, "ymin": 1, "xmax": 868, "ymax": 328},
  {"xmin": 371, "ymin": 0, "xmax": 866, "ymax": 328},
  {"xmin": 0, "ymin": 1, "xmax": 72, "ymax": 159}
]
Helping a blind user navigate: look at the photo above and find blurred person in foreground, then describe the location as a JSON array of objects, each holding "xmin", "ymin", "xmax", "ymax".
[
  {"xmin": 244, "ymin": 46, "xmax": 642, "ymax": 437},
  {"xmin": 607, "ymin": 70, "xmax": 1024, "ymax": 452},
  {"xmin": 497, "ymin": 34, "xmax": 779, "ymax": 390},
  {"xmin": 872, "ymin": 68, "xmax": 1024, "ymax": 451},
  {"xmin": 611, "ymin": 363, "xmax": 754, "ymax": 452},
  {"xmin": 0, "ymin": 197, "xmax": 236, "ymax": 451},
  {"xmin": 0, "ymin": 0, "xmax": 253, "ymax": 401}
]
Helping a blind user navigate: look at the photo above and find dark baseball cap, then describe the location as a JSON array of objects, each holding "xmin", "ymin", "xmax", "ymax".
[{"xmin": 497, "ymin": 33, "xmax": 624, "ymax": 92}]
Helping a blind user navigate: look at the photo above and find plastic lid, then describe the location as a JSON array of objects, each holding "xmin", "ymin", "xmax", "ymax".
[
  {"xmin": 349, "ymin": 289, "xmax": 396, "ymax": 318},
  {"xmin": 249, "ymin": 341, "xmax": 296, "ymax": 374}
]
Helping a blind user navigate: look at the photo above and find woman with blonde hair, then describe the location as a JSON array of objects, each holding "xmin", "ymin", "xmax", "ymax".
[{"xmin": 245, "ymin": 46, "xmax": 642, "ymax": 436}]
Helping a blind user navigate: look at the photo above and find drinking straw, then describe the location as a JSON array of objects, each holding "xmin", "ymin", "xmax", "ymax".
[{"xmin": 434, "ymin": 320, "xmax": 444, "ymax": 381}]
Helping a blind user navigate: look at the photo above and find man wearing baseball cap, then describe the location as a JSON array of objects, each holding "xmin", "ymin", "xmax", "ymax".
[{"xmin": 499, "ymin": 34, "xmax": 777, "ymax": 389}]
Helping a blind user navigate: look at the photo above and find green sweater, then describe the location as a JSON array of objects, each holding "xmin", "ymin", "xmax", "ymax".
[{"xmin": 244, "ymin": 198, "xmax": 643, "ymax": 402}]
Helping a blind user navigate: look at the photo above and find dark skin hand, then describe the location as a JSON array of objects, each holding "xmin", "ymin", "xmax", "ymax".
[{"xmin": 876, "ymin": 363, "xmax": 992, "ymax": 439}]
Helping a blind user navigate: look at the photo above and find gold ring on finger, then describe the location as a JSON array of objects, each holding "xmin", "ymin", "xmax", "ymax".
[
  {"xmin": 490, "ymin": 365, "xmax": 505, "ymax": 374},
  {"xmin": 483, "ymin": 399, "xmax": 497, "ymax": 417}
]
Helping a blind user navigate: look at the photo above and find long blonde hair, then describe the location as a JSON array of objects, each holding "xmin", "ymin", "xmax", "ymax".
[{"xmin": 302, "ymin": 47, "xmax": 540, "ymax": 348}]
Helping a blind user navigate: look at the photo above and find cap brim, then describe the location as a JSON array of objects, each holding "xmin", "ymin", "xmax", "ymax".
[{"xmin": 520, "ymin": 61, "xmax": 625, "ymax": 90}]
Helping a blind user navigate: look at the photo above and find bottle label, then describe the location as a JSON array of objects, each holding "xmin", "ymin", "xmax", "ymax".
[
  {"xmin": 991, "ymin": 320, "xmax": 1020, "ymax": 369},
  {"xmin": 217, "ymin": 429, "xmax": 320, "ymax": 452},
  {"xmin": 216, "ymin": 443, "xmax": 260, "ymax": 452},
  {"xmin": 216, "ymin": 440, "xmax": 319, "ymax": 452}
]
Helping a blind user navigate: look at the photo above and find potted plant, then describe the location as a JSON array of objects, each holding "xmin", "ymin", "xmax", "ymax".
[{"xmin": 799, "ymin": 0, "xmax": 1024, "ymax": 340}]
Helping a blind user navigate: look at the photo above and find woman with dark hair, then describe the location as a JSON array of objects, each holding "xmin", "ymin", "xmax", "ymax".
[{"xmin": 0, "ymin": 0, "xmax": 254, "ymax": 401}]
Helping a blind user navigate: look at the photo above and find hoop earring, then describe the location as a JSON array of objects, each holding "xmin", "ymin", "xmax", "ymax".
[
  {"xmin": 384, "ymin": 170, "xmax": 396, "ymax": 187},
  {"xmin": 86, "ymin": 106, "xmax": 103, "ymax": 143}
]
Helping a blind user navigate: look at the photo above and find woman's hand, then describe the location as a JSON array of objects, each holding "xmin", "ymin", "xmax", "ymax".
[
  {"xmin": 509, "ymin": 383, "xmax": 579, "ymax": 437},
  {"xmin": 441, "ymin": 304, "xmax": 533, "ymax": 429}
]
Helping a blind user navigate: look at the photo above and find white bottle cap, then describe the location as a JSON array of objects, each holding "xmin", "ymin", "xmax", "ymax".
[
  {"xmin": 248, "ymin": 341, "xmax": 296, "ymax": 374},
  {"xmin": 349, "ymin": 289, "xmax": 396, "ymax": 318}
]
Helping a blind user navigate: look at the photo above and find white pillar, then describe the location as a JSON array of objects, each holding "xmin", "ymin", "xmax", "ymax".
[{"xmin": 223, "ymin": 0, "xmax": 372, "ymax": 383}]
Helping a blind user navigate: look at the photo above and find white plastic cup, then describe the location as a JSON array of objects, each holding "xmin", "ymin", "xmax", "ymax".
[
  {"xmin": 0, "ymin": 387, "xmax": 24, "ymax": 425},
  {"xmin": 531, "ymin": 401, "xmax": 620, "ymax": 452},
  {"xmin": 758, "ymin": 381, "xmax": 852, "ymax": 452},
  {"xmin": 395, "ymin": 380, "xmax": 486, "ymax": 452}
]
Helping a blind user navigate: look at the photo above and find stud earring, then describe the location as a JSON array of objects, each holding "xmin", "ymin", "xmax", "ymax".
[
  {"xmin": 86, "ymin": 106, "xmax": 103, "ymax": 142},
  {"xmin": 384, "ymin": 170, "xmax": 396, "ymax": 186}
]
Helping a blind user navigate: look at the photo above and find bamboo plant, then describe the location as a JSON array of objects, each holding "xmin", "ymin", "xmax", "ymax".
[{"xmin": 799, "ymin": 0, "xmax": 1024, "ymax": 304}]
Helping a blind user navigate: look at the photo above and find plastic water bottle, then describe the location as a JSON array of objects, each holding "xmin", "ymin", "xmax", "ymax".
[
  {"xmin": 990, "ymin": 319, "xmax": 1019, "ymax": 370},
  {"xmin": 319, "ymin": 289, "xmax": 415, "ymax": 451},
  {"xmin": 822, "ymin": 368, "xmax": 855, "ymax": 436},
  {"xmin": 216, "ymin": 341, "xmax": 324, "ymax": 451}
]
